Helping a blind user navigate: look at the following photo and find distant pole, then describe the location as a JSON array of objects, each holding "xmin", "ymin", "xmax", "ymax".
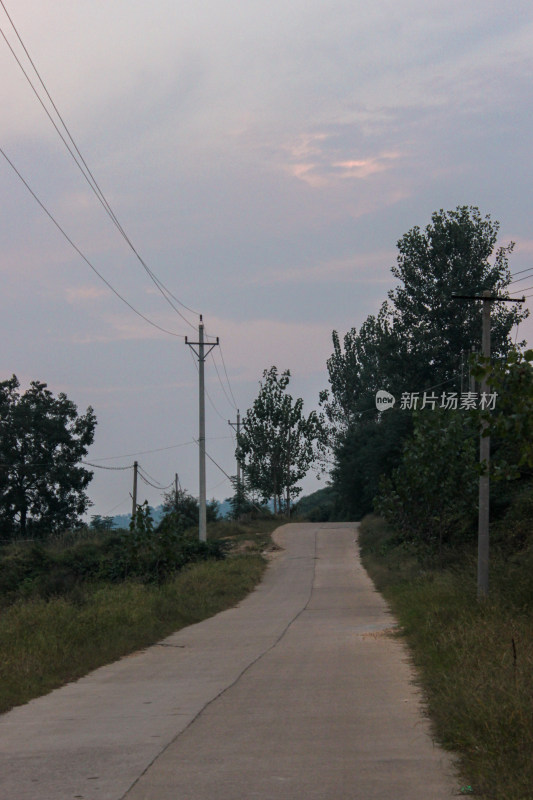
[
  {"xmin": 186, "ymin": 316, "xmax": 219, "ymax": 541},
  {"xmin": 132, "ymin": 460, "xmax": 138, "ymax": 520},
  {"xmin": 478, "ymin": 291, "xmax": 491, "ymax": 598},
  {"xmin": 228, "ymin": 409, "xmax": 241, "ymax": 496},
  {"xmin": 286, "ymin": 427, "xmax": 291, "ymax": 519}
]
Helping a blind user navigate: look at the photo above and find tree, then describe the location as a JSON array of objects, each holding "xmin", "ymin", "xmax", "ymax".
[
  {"xmin": 90, "ymin": 514, "xmax": 115, "ymax": 531},
  {"xmin": 323, "ymin": 206, "xmax": 528, "ymax": 517},
  {"xmin": 322, "ymin": 207, "xmax": 527, "ymax": 427},
  {"xmin": 473, "ymin": 348, "xmax": 533, "ymax": 478},
  {"xmin": 159, "ymin": 486, "xmax": 218, "ymax": 532},
  {"xmin": 376, "ymin": 409, "xmax": 479, "ymax": 557},
  {"xmin": 388, "ymin": 206, "xmax": 526, "ymax": 387},
  {"xmin": 237, "ymin": 367, "xmax": 325, "ymax": 514},
  {"xmin": 0, "ymin": 376, "xmax": 96, "ymax": 538}
]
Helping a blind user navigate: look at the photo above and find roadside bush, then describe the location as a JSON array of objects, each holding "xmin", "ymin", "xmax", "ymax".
[
  {"xmin": 376, "ymin": 408, "xmax": 478, "ymax": 558},
  {"xmin": 0, "ymin": 505, "xmax": 228, "ymax": 604}
]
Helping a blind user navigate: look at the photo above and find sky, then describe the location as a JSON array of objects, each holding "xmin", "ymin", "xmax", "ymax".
[{"xmin": 1, "ymin": 0, "xmax": 533, "ymax": 518}]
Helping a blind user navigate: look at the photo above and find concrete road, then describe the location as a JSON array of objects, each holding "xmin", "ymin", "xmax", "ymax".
[{"xmin": 0, "ymin": 523, "xmax": 457, "ymax": 799}]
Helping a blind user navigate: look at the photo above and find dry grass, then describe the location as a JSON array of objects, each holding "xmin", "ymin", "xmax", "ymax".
[
  {"xmin": 0, "ymin": 555, "xmax": 266, "ymax": 715},
  {"xmin": 359, "ymin": 515, "xmax": 533, "ymax": 800}
]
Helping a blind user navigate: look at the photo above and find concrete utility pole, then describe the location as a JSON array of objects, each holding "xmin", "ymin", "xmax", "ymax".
[
  {"xmin": 131, "ymin": 460, "xmax": 138, "ymax": 521},
  {"xmin": 451, "ymin": 291, "xmax": 524, "ymax": 598},
  {"xmin": 228, "ymin": 410, "xmax": 241, "ymax": 495},
  {"xmin": 186, "ymin": 317, "xmax": 219, "ymax": 541},
  {"xmin": 478, "ymin": 291, "xmax": 492, "ymax": 598},
  {"xmin": 286, "ymin": 427, "xmax": 291, "ymax": 519}
]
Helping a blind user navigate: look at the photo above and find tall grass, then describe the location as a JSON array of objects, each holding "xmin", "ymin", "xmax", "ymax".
[
  {"xmin": 0, "ymin": 556, "xmax": 266, "ymax": 715},
  {"xmin": 359, "ymin": 515, "xmax": 533, "ymax": 800}
]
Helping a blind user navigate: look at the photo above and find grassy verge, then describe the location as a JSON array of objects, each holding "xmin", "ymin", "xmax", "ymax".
[
  {"xmin": 359, "ymin": 515, "xmax": 533, "ymax": 800},
  {"xmin": 0, "ymin": 518, "xmax": 279, "ymax": 715}
]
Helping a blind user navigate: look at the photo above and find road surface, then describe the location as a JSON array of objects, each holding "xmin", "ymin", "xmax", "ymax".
[{"xmin": 0, "ymin": 522, "xmax": 456, "ymax": 799}]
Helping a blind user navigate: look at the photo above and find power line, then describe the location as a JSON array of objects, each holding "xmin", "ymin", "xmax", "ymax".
[
  {"xmin": 0, "ymin": 146, "xmax": 185, "ymax": 339},
  {"xmin": 219, "ymin": 345, "xmax": 239, "ymax": 409},
  {"xmin": 209, "ymin": 350, "xmax": 237, "ymax": 411},
  {"xmin": 88, "ymin": 440, "xmax": 196, "ymax": 461},
  {"xmin": 207, "ymin": 476, "xmax": 231, "ymax": 494},
  {"xmin": 103, "ymin": 497, "xmax": 131, "ymax": 516},
  {"xmin": 0, "ymin": 2, "xmax": 199, "ymax": 329},
  {"xmin": 137, "ymin": 469, "xmax": 173, "ymax": 491},
  {"xmin": 82, "ymin": 461, "xmax": 133, "ymax": 471},
  {"xmin": 187, "ymin": 346, "xmax": 227, "ymax": 422},
  {"xmin": 510, "ymin": 266, "xmax": 533, "ymax": 279},
  {"xmin": 508, "ymin": 271, "xmax": 533, "ymax": 286},
  {"xmin": 508, "ymin": 285, "xmax": 533, "ymax": 295}
]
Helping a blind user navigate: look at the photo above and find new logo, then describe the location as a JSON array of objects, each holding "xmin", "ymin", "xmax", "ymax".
[{"xmin": 375, "ymin": 390, "xmax": 396, "ymax": 410}]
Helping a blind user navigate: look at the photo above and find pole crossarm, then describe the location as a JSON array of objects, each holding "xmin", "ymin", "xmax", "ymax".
[
  {"xmin": 451, "ymin": 293, "xmax": 525, "ymax": 303},
  {"xmin": 185, "ymin": 337, "xmax": 219, "ymax": 360}
]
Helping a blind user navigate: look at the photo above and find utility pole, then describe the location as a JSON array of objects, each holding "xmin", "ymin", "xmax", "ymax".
[
  {"xmin": 186, "ymin": 316, "xmax": 219, "ymax": 541},
  {"xmin": 131, "ymin": 460, "xmax": 138, "ymax": 521},
  {"xmin": 286, "ymin": 427, "xmax": 291, "ymax": 519},
  {"xmin": 228, "ymin": 410, "xmax": 241, "ymax": 496},
  {"xmin": 451, "ymin": 291, "xmax": 524, "ymax": 598}
]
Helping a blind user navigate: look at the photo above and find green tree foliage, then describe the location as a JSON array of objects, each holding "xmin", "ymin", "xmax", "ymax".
[
  {"xmin": 473, "ymin": 348, "xmax": 533, "ymax": 478},
  {"xmin": 225, "ymin": 477, "xmax": 260, "ymax": 520},
  {"xmin": 332, "ymin": 409, "xmax": 414, "ymax": 520},
  {"xmin": 0, "ymin": 376, "xmax": 96, "ymax": 538},
  {"xmin": 158, "ymin": 486, "xmax": 219, "ymax": 532},
  {"xmin": 388, "ymin": 206, "xmax": 524, "ymax": 385},
  {"xmin": 323, "ymin": 207, "xmax": 527, "ymax": 517},
  {"xmin": 90, "ymin": 515, "xmax": 115, "ymax": 531},
  {"xmin": 238, "ymin": 367, "xmax": 325, "ymax": 514},
  {"xmin": 376, "ymin": 409, "xmax": 478, "ymax": 556}
]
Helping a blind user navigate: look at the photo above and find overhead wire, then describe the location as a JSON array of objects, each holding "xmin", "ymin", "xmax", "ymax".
[
  {"xmin": 137, "ymin": 470, "xmax": 173, "ymax": 492},
  {"xmin": 209, "ymin": 350, "xmax": 237, "ymax": 412},
  {"xmin": 103, "ymin": 497, "xmax": 131, "ymax": 516},
  {"xmin": 88, "ymin": 441, "xmax": 196, "ymax": 461},
  {"xmin": 0, "ymin": 2, "xmax": 199, "ymax": 329},
  {"xmin": 187, "ymin": 347, "xmax": 228, "ymax": 422},
  {"xmin": 508, "ymin": 271, "xmax": 533, "ymax": 286},
  {"xmin": 219, "ymin": 345, "xmax": 239, "ymax": 409},
  {"xmin": 508, "ymin": 285, "xmax": 533, "ymax": 295},
  {"xmin": 510, "ymin": 266, "xmax": 533, "ymax": 279},
  {"xmin": 0, "ymin": 146, "xmax": 185, "ymax": 338},
  {"xmin": 82, "ymin": 461, "xmax": 132, "ymax": 470}
]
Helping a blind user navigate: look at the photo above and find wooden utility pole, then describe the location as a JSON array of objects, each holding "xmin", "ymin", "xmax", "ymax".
[
  {"xmin": 186, "ymin": 316, "xmax": 219, "ymax": 541},
  {"xmin": 451, "ymin": 291, "xmax": 524, "ymax": 598}
]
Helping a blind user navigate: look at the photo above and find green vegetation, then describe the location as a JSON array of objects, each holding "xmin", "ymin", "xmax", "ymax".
[
  {"xmin": 321, "ymin": 206, "xmax": 527, "ymax": 519},
  {"xmin": 293, "ymin": 486, "xmax": 337, "ymax": 521},
  {"xmin": 359, "ymin": 514, "xmax": 533, "ymax": 800},
  {"xmin": 0, "ymin": 517, "xmax": 277, "ymax": 715},
  {"xmin": 0, "ymin": 376, "xmax": 96, "ymax": 538},
  {"xmin": 237, "ymin": 366, "xmax": 325, "ymax": 514}
]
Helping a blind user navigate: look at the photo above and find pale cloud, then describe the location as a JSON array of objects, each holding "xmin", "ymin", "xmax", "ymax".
[
  {"xmin": 282, "ymin": 130, "xmax": 403, "ymax": 188},
  {"xmin": 333, "ymin": 152, "xmax": 401, "ymax": 180},
  {"xmin": 65, "ymin": 285, "xmax": 109, "ymax": 303}
]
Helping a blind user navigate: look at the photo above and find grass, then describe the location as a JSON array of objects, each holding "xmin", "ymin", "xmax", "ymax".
[
  {"xmin": 0, "ymin": 517, "xmax": 276, "ymax": 715},
  {"xmin": 359, "ymin": 514, "xmax": 533, "ymax": 800}
]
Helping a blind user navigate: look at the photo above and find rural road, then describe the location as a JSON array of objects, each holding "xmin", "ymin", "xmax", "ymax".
[{"xmin": 0, "ymin": 522, "xmax": 456, "ymax": 799}]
